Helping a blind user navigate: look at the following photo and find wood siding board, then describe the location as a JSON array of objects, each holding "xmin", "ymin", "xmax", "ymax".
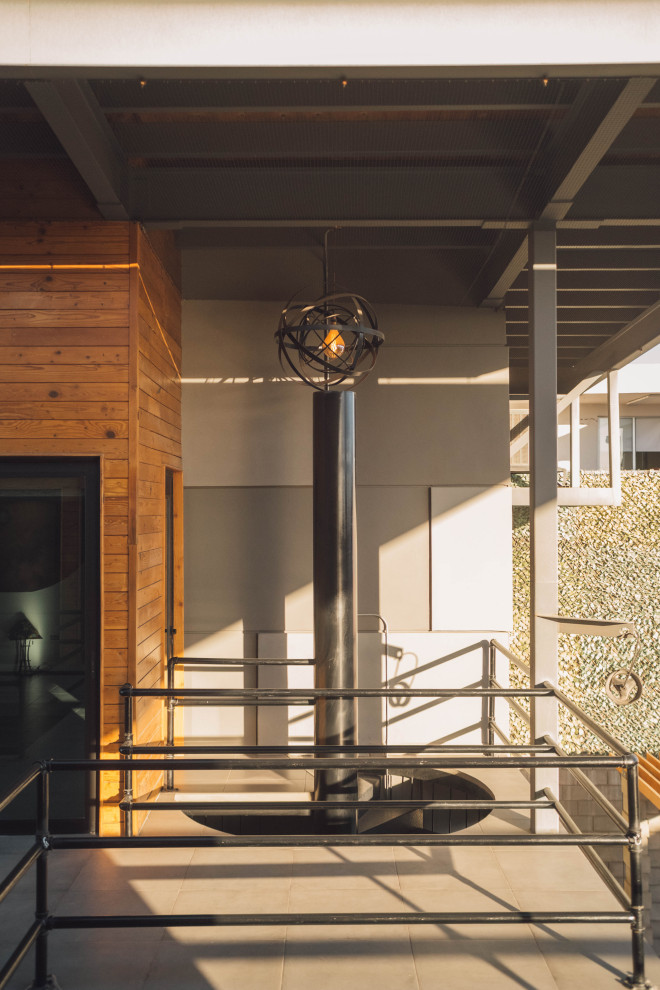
[
  {"xmin": 0, "ymin": 272, "xmax": 129, "ymax": 293},
  {"xmin": 0, "ymin": 438, "xmax": 128, "ymax": 455},
  {"xmin": 0, "ymin": 291, "xmax": 129, "ymax": 310},
  {"xmin": 137, "ymin": 581, "xmax": 161, "ymax": 611},
  {"xmin": 138, "ymin": 392, "xmax": 181, "ymax": 429},
  {"xmin": 0, "ymin": 346, "xmax": 129, "ymax": 364},
  {"xmin": 0, "ymin": 402, "xmax": 129, "ymax": 419},
  {"xmin": 104, "ymin": 516, "xmax": 129, "ymax": 535},
  {"xmin": 139, "ymin": 427, "xmax": 181, "ymax": 458},
  {"xmin": 0, "ymin": 365, "xmax": 129, "ymax": 383},
  {"xmin": 138, "ymin": 531, "xmax": 162, "ymax": 553},
  {"xmin": 138, "ymin": 348, "xmax": 181, "ymax": 395},
  {"xmin": 138, "ymin": 367, "xmax": 181, "ymax": 414},
  {"xmin": 0, "ymin": 382, "xmax": 128, "ymax": 402},
  {"xmin": 0, "ymin": 420, "xmax": 128, "ymax": 439},
  {"xmin": 138, "ymin": 408, "xmax": 181, "ymax": 444},
  {"xmin": 0, "ymin": 311, "xmax": 130, "ymax": 328},
  {"xmin": 105, "ymin": 572, "xmax": 129, "ymax": 592},
  {"xmin": 0, "ymin": 329, "xmax": 130, "ymax": 347},
  {"xmin": 137, "ymin": 596, "xmax": 162, "ymax": 627},
  {"xmin": 100, "ymin": 458, "xmax": 129, "ymax": 477},
  {"xmin": 105, "ymin": 592, "xmax": 129, "ymax": 610}
]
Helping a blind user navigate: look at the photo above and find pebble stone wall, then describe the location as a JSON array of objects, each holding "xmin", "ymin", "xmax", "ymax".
[{"xmin": 511, "ymin": 470, "xmax": 660, "ymax": 753}]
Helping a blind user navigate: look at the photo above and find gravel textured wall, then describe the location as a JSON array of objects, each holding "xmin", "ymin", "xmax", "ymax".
[{"xmin": 512, "ymin": 470, "xmax": 660, "ymax": 753}]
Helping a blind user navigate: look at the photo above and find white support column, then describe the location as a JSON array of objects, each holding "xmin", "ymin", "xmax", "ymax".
[
  {"xmin": 529, "ymin": 223, "xmax": 559, "ymax": 832},
  {"xmin": 608, "ymin": 370, "xmax": 622, "ymax": 501},
  {"xmin": 570, "ymin": 398, "xmax": 581, "ymax": 489}
]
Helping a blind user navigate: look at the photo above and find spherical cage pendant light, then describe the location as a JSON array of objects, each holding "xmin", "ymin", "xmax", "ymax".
[{"xmin": 275, "ymin": 291, "xmax": 384, "ymax": 390}]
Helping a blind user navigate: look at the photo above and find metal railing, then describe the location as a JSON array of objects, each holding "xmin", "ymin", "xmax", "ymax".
[{"xmin": 0, "ymin": 640, "xmax": 651, "ymax": 990}]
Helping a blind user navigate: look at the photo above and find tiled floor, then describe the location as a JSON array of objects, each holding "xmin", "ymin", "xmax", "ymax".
[{"xmin": 2, "ymin": 766, "xmax": 660, "ymax": 990}]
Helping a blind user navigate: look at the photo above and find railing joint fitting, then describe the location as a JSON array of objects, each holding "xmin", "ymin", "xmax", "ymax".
[{"xmin": 627, "ymin": 830, "xmax": 643, "ymax": 848}]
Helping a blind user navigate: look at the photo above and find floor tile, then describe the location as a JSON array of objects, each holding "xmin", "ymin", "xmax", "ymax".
[
  {"xmin": 412, "ymin": 938, "xmax": 558, "ymax": 990},
  {"xmin": 395, "ymin": 843, "xmax": 510, "ymax": 890},
  {"xmin": 291, "ymin": 844, "xmax": 399, "ymax": 890},
  {"xmin": 282, "ymin": 938, "xmax": 420, "ymax": 990},
  {"xmin": 2, "ymin": 936, "xmax": 160, "ymax": 990},
  {"xmin": 53, "ymin": 882, "xmax": 181, "ymax": 941},
  {"xmin": 493, "ymin": 845, "xmax": 608, "ymax": 892},
  {"xmin": 287, "ymin": 885, "xmax": 412, "ymax": 940},
  {"xmin": 143, "ymin": 937, "xmax": 285, "ymax": 990},
  {"xmin": 182, "ymin": 848, "xmax": 293, "ymax": 891},
  {"xmin": 406, "ymin": 887, "xmax": 537, "ymax": 941},
  {"xmin": 167, "ymin": 886, "xmax": 290, "ymax": 941}
]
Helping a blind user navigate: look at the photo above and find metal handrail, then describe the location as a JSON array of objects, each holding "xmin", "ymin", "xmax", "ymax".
[
  {"xmin": 491, "ymin": 638, "xmax": 531, "ymax": 675},
  {"xmin": 0, "ymin": 739, "xmax": 650, "ymax": 990},
  {"xmin": 0, "ymin": 639, "xmax": 651, "ymax": 990},
  {"xmin": 121, "ymin": 685, "xmax": 554, "ymax": 699}
]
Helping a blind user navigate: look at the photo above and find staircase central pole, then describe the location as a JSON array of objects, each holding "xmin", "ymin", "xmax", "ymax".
[{"xmin": 313, "ymin": 389, "xmax": 358, "ymax": 828}]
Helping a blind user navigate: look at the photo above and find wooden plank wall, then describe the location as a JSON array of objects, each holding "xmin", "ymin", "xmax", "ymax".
[
  {"xmin": 132, "ymin": 227, "xmax": 183, "ymax": 827},
  {"xmin": 0, "ymin": 220, "xmax": 182, "ymax": 835}
]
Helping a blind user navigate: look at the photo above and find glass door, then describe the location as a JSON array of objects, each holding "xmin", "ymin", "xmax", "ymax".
[{"xmin": 0, "ymin": 458, "xmax": 100, "ymax": 832}]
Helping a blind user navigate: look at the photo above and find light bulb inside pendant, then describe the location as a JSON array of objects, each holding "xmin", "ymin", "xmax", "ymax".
[{"xmin": 321, "ymin": 328, "xmax": 345, "ymax": 360}]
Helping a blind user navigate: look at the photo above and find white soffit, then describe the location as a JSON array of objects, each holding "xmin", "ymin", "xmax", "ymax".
[{"xmin": 3, "ymin": 0, "xmax": 660, "ymax": 69}]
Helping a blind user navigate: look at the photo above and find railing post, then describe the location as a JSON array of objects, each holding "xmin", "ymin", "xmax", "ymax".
[
  {"xmin": 122, "ymin": 684, "xmax": 134, "ymax": 838},
  {"xmin": 487, "ymin": 641, "xmax": 496, "ymax": 748},
  {"xmin": 626, "ymin": 760, "xmax": 649, "ymax": 989},
  {"xmin": 165, "ymin": 658, "xmax": 176, "ymax": 792},
  {"xmin": 31, "ymin": 764, "xmax": 57, "ymax": 990}
]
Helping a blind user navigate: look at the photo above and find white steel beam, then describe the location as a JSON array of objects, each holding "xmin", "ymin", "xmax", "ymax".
[
  {"xmin": 569, "ymin": 397, "xmax": 581, "ymax": 489},
  {"xmin": 528, "ymin": 223, "xmax": 559, "ymax": 833},
  {"xmin": 607, "ymin": 370, "xmax": 622, "ymax": 500}
]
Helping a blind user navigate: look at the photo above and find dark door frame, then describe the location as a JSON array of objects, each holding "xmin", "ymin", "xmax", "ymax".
[{"xmin": 0, "ymin": 456, "xmax": 101, "ymax": 833}]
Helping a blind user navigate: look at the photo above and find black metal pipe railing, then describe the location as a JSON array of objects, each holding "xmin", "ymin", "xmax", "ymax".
[
  {"xmin": 54, "ymin": 755, "xmax": 637, "ymax": 772},
  {"xmin": 170, "ymin": 657, "xmax": 314, "ymax": 665},
  {"xmin": 0, "ymin": 843, "xmax": 42, "ymax": 907},
  {"xmin": 0, "ymin": 921, "xmax": 44, "ymax": 989},
  {"xmin": 122, "ymin": 798, "xmax": 556, "ymax": 813},
  {"xmin": 121, "ymin": 686, "xmax": 554, "ymax": 699},
  {"xmin": 47, "ymin": 910, "xmax": 632, "ymax": 930},
  {"xmin": 123, "ymin": 743, "xmax": 554, "ymax": 755},
  {"xmin": 49, "ymin": 832, "xmax": 629, "ymax": 848},
  {"xmin": 0, "ymin": 766, "xmax": 41, "ymax": 815},
  {"xmin": 0, "ymin": 643, "xmax": 652, "ymax": 990}
]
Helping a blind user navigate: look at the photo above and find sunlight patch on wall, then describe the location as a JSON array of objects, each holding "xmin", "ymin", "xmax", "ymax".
[{"xmin": 285, "ymin": 581, "xmax": 313, "ymax": 632}]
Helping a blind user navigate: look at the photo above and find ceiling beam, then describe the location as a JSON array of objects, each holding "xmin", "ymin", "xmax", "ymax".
[
  {"xmin": 480, "ymin": 77, "xmax": 657, "ymax": 307},
  {"xmin": 142, "ymin": 218, "xmax": 660, "ymax": 230},
  {"xmin": 25, "ymin": 79, "xmax": 128, "ymax": 220}
]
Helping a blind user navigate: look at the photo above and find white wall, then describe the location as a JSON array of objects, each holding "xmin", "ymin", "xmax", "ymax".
[{"xmin": 182, "ymin": 299, "xmax": 512, "ymax": 745}]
